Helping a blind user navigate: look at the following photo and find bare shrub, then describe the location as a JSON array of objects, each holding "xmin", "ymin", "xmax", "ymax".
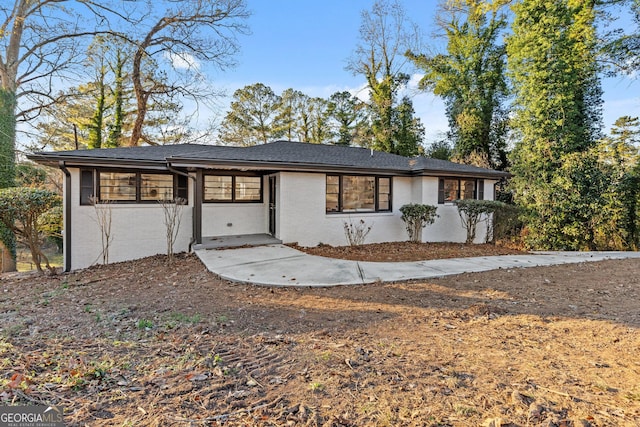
[
  {"xmin": 90, "ymin": 197, "xmax": 113, "ymax": 265},
  {"xmin": 343, "ymin": 218, "xmax": 373, "ymax": 246},
  {"xmin": 160, "ymin": 197, "xmax": 186, "ymax": 263}
]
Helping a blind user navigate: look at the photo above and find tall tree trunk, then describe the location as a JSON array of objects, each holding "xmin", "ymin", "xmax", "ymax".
[
  {"xmin": 88, "ymin": 67, "xmax": 106, "ymax": 149},
  {"xmin": 0, "ymin": 89, "xmax": 16, "ymax": 188},
  {"xmin": 129, "ymin": 38, "xmax": 147, "ymax": 146},
  {"xmin": 0, "ymin": 88, "xmax": 17, "ymax": 272},
  {"xmin": 107, "ymin": 50, "xmax": 125, "ymax": 148}
]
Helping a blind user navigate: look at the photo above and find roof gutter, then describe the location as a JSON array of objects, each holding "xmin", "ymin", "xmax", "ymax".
[
  {"xmin": 58, "ymin": 161, "xmax": 72, "ymax": 272},
  {"xmin": 167, "ymin": 158, "xmax": 410, "ymax": 176},
  {"xmin": 26, "ymin": 153, "xmax": 168, "ymax": 170}
]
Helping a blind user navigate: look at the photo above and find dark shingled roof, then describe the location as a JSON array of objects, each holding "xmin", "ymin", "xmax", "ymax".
[{"xmin": 28, "ymin": 140, "xmax": 509, "ymax": 178}]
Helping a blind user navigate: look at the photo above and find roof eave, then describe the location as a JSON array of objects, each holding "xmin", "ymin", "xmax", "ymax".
[
  {"xmin": 167, "ymin": 157, "xmax": 411, "ymax": 175},
  {"xmin": 27, "ymin": 153, "xmax": 169, "ymax": 170},
  {"xmin": 27, "ymin": 152, "xmax": 511, "ymax": 179},
  {"xmin": 414, "ymin": 169, "xmax": 511, "ymax": 179}
]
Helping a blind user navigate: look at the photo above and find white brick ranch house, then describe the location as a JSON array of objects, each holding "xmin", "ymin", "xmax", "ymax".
[{"xmin": 29, "ymin": 141, "xmax": 509, "ymax": 272}]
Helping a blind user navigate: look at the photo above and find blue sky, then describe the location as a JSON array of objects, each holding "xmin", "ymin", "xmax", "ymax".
[{"xmin": 204, "ymin": 0, "xmax": 640, "ymax": 146}]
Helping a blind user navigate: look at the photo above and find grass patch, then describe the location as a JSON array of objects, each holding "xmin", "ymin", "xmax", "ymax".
[{"xmin": 16, "ymin": 245, "xmax": 62, "ymax": 272}]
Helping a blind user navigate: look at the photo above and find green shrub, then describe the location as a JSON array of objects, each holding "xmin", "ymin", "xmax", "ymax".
[
  {"xmin": 0, "ymin": 187, "xmax": 61, "ymax": 273},
  {"xmin": 492, "ymin": 203, "xmax": 524, "ymax": 245},
  {"xmin": 399, "ymin": 204, "xmax": 438, "ymax": 243},
  {"xmin": 453, "ymin": 199, "xmax": 506, "ymax": 244},
  {"xmin": 39, "ymin": 205, "xmax": 63, "ymax": 252}
]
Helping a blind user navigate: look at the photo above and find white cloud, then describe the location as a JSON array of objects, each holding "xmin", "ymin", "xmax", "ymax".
[
  {"xmin": 407, "ymin": 73, "xmax": 424, "ymax": 90},
  {"xmin": 164, "ymin": 51, "xmax": 201, "ymax": 71}
]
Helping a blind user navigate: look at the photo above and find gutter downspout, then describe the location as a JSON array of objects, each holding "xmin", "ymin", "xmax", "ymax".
[
  {"xmin": 58, "ymin": 161, "xmax": 72, "ymax": 272},
  {"xmin": 166, "ymin": 163, "xmax": 199, "ymax": 250}
]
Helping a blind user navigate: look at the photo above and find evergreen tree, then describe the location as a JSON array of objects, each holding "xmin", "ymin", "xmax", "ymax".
[
  {"xmin": 106, "ymin": 48, "xmax": 126, "ymax": 148},
  {"xmin": 276, "ymin": 89, "xmax": 307, "ymax": 141},
  {"xmin": 594, "ymin": 116, "xmax": 640, "ymax": 249},
  {"xmin": 218, "ymin": 83, "xmax": 283, "ymax": 146},
  {"xmin": 327, "ymin": 91, "xmax": 368, "ymax": 146},
  {"xmin": 308, "ymin": 97, "xmax": 331, "ymax": 144},
  {"xmin": 87, "ymin": 51, "xmax": 108, "ymax": 149},
  {"xmin": 394, "ymin": 97, "xmax": 424, "ymax": 157}
]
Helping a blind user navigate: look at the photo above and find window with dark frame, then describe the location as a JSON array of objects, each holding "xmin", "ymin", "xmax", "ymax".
[
  {"xmin": 326, "ymin": 174, "xmax": 392, "ymax": 213},
  {"xmin": 80, "ymin": 170, "xmax": 95, "ymax": 205},
  {"xmin": 203, "ymin": 174, "xmax": 263, "ymax": 203},
  {"xmin": 99, "ymin": 171, "xmax": 137, "ymax": 201},
  {"xmin": 438, "ymin": 178, "xmax": 484, "ymax": 204},
  {"xmin": 80, "ymin": 169, "xmax": 187, "ymax": 205}
]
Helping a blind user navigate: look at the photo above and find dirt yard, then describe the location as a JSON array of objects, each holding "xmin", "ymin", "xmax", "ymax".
[{"xmin": 1, "ymin": 243, "xmax": 639, "ymax": 426}]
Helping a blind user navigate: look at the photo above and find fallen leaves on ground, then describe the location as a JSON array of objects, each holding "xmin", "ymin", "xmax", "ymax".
[{"xmin": 1, "ymin": 246, "xmax": 639, "ymax": 426}]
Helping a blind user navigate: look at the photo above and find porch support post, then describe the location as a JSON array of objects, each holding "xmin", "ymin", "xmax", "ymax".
[{"xmin": 194, "ymin": 169, "xmax": 203, "ymax": 244}]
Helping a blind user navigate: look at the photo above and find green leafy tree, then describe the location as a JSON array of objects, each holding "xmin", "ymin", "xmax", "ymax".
[
  {"xmin": 0, "ymin": 90, "xmax": 16, "ymax": 270},
  {"xmin": 348, "ymin": 0, "xmax": 422, "ymax": 154},
  {"xmin": 0, "ymin": 187, "xmax": 61, "ymax": 273},
  {"xmin": 16, "ymin": 163, "xmax": 47, "ymax": 188},
  {"xmin": 425, "ymin": 138, "xmax": 453, "ymax": 161},
  {"xmin": 35, "ymin": 36, "xmax": 191, "ymax": 151},
  {"xmin": 219, "ymin": 83, "xmax": 283, "ymax": 145},
  {"xmin": 408, "ymin": 0, "xmax": 509, "ymax": 169},
  {"xmin": 33, "ymin": 88, "xmax": 94, "ymax": 151},
  {"xmin": 85, "ymin": 35, "xmax": 129, "ymax": 149},
  {"xmin": 39, "ymin": 205, "xmax": 63, "ymax": 253},
  {"xmin": 507, "ymin": 0, "xmax": 604, "ymax": 249}
]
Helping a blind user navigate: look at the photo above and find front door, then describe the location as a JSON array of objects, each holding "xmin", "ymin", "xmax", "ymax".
[{"xmin": 268, "ymin": 176, "xmax": 276, "ymax": 236}]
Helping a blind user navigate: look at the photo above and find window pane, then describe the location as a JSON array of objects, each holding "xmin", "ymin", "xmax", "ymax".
[
  {"xmin": 141, "ymin": 174, "xmax": 174, "ymax": 201},
  {"xmin": 177, "ymin": 175, "xmax": 189, "ymax": 201},
  {"xmin": 461, "ymin": 180, "xmax": 476, "ymax": 199},
  {"xmin": 342, "ymin": 175, "xmax": 375, "ymax": 212},
  {"xmin": 204, "ymin": 176, "xmax": 232, "ymax": 201},
  {"xmin": 443, "ymin": 179, "xmax": 459, "ymax": 202},
  {"xmin": 326, "ymin": 176, "xmax": 339, "ymax": 212},
  {"xmin": 99, "ymin": 172, "xmax": 136, "ymax": 201},
  {"xmin": 80, "ymin": 170, "xmax": 94, "ymax": 205},
  {"xmin": 235, "ymin": 176, "xmax": 262, "ymax": 201},
  {"xmin": 378, "ymin": 177, "xmax": 391, "ymax": 211}
]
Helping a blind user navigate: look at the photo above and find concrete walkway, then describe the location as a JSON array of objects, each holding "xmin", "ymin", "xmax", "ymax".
[{"xmin": 195, "ymin": 244, "xmax": 640, "ymax": 287}]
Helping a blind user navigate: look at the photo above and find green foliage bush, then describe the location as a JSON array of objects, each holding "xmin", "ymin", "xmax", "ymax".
[
  {"xmin": 453, "ymin": 199, "xmax": 506, "ymax": 244},
  {"xmin": 39, "ymin": 205, "xmax": 63, "ymax": 253},
  {"xmin": 399, "ymin": 204, "xmax": 438, "ymax": 243},
  {"xmin": 492, "ymin": 203, "xmax": 524, "ymax": 245},
  {"xmin": 0, "ymin": 187, "xmax": 61, "ymax": 273}
]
